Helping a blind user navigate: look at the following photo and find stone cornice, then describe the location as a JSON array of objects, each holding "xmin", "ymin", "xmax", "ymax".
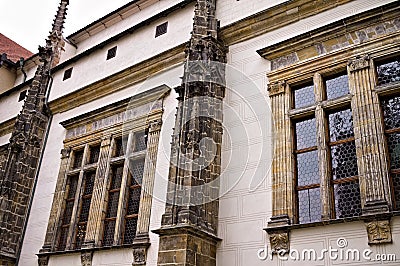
[
  {"xmin": 257, "ymin": 1, "xmax": 400, "ymax": 73},
  {"xmin": 220, "ymin": 0, "xmax": 354, "ymax": 46},
  {"xmin": 0, "ymin": 117, "xmax": 16, "ymax": 137}
]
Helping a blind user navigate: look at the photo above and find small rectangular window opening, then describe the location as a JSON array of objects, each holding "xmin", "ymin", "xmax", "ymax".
[
  {"xmin": 18, "ymin": 90, "xmax": 27, "ymax": 102},
  {"xmin": 63, "ymin": 67, "xmax": 73, "ymax": 81},
  {"xmin": 106, "ymin": 46, "xmax": 117, "ymax": 60},
  {"xmin": 155, "ymin": 22, "xmax": 168, "ymax": 38}
]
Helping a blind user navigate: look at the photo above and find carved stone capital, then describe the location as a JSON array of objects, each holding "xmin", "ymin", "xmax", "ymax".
[
  {"xmin": 81, "ymin": 250, "xmax": 94, "ymax": 266},
  {"xmin": 148, "ymin": 119, "xmax": 162, "ymax": 133},
  {"xmin": 268, "ymin": 230, "xmax": 289, "ymax": 253},
  {"xmin": 101, "ymin": 135, "xmax": 112, "ymax": 147},
  {"xmin": 60, "ymin": 147, "xmax": 71, "ymax": 159},
  {"xmin": 38, "ymin": 255, "xmax": 49, "ymax": 266},
  {"xmin": 365, "ymin": 219, "xmax": 392, "ymax": 244},
  {"xmin": 268, "ymin": 81, "xmax": 286, "ymax": 96},
  {"xmin": 348, "ymin": 54, "xmax": 370, "ymax": 72}
]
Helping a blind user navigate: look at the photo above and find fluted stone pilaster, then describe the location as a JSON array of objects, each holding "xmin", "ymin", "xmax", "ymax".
[{"xmin": 83, "ymin": 137, "xmax": 112, "ymax": 248}]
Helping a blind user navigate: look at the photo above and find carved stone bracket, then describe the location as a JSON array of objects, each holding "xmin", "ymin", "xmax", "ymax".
[
  {"xmin": 268, "ymin": 81, "xmax": 286, "ymax": 96},
  {"xmin": 268, "ymin": 230, "xmax": 290, "ymax": 254},
  {"xmin": 365, "ymin": 219, "xmax": 392, "ymax": 244},
  {"xmin": 348, "ymin": 54, "xmax": 370, "ymax": 72},
  {"xmin": 38, "ymin": 255, "xmax": 49, "ymax": 266},
  {"xmin": 80, "ymin": 250, "xmax": 94, "ymax": 266},
  {"xmin": 132, "ymin": 245, "xmax": 149, "ymax": 265}
]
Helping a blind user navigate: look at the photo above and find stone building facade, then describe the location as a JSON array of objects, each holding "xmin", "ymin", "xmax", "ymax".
[{"xmin": 0, "ymin": 0, "xmax": 399, "ymax": 265}]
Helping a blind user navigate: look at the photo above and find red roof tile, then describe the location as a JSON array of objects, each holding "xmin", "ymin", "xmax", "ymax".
[{"xmin": 0, "ymin": 33, "xmax": 33, "ymax": 63}]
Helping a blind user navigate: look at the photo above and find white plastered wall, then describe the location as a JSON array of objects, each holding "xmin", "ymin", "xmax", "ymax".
[
  {"xmin": 217, "ymin": 0, "xmax": 400, "ymax": 265},
  {"xmin": 49, "ymin": 3, "xmax": 194, "ymax": 102},
  {"xmin": 19, "ymin": 64, "xmax": 183, "ymax": 266}
]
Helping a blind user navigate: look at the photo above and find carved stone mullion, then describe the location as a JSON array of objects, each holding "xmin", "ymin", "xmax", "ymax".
[
  {"xmin": 314, "ymin": 73, "xmax": 331, "ymax": 220},
  {"xmin": 114, "ymin": 133, "xmax": 134, "ymax": 245},
  {"xmin": 83, "ymin": 136, "xmax": 112, "ymax": 248},
  {"xmin": 347, "ymin": 55, "xmax": 390, "ymax": 214},
  {"xmin": 40, "ymin": 148, "xmax": 71, "ymax": 252},
  {"xmin": 135, "ymin": 119, "xmax": 162, "ymax": 240}
]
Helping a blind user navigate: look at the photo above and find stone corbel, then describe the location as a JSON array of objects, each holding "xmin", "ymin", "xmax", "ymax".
[
  {"xmin": 268, "ymin": 230, "xmax": 290, "ymax": 254},
  {"xmin": 364, "ymin": 218, "xmax": 392, "ymax": 245},
  {"xmin": 38, "ymin": 255, "xmax": 49, "ymax": 266},
  {"xmin": 348, "ymin": 54, "xmax": 370, "ymax": 72},
  {"xmin": 132, "ymin": 240, "xmax": 150, "ymax": 266},
  {"xmin": 80, "ymin": 250, "xmax": 94, "ymax": 266},
  {"xmin": 268, "ymin": 80, "xmax": 286, "ymax": 96}
]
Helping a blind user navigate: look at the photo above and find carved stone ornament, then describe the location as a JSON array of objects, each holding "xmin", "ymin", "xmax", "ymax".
[
  {"xmin": 365, "ymin": 219, "xmax": 392, "ymax": 244},
  {"xmin": 132, "ymin": 247, "xmax": 147, "ymax": 265},
  {"xmin": 348, "ymin": 54, "xmax": 370, "ymax": 72},
  {"xmin": 149, "ymin": 119, "xmax": 162, "ymax": 133},
  {"xmin": 81, "ymin": 250, "xmax": 94, "ymax": 266},
  {"xmin": 268, "ymin": 81, "xmax": 286, "ymax": 96},
  {"xmin": 38, "ymin": 256, "xmax": 49, "ymax": 266},
  {"xmin": 269, "ymin": 231, "xmax": 289, "ymax": 253}
]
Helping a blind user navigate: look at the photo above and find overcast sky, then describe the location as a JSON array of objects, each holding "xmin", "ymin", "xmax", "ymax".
[{"xmin": 0, "ymin": 0, "xmax": 132, "ymax": 53}]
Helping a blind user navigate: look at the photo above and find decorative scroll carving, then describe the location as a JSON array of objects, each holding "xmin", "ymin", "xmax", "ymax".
[
  {"xmin": 348, "ymin": 54, "xmax": 370, "ymax": 72},
  {"xmin": 365, "ymin": 219, "xmax": 392, "ymax": 244},
  {"xmin": 268, "ymin": 81, "xmax": 286, "ymax": 96},
  {"xmin": 80, "ymin": 250, "xmax": 94, "ymax": 266},
  {"xmin": 269, "ymin": 231, "xmax": 289, "ymax": 253},
  {"xmin": 132, "ymin": 247, "xmax": 147, "ymax": 265}
]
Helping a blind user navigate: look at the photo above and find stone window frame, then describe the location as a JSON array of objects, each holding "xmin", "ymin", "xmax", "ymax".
[
  {"xmin": 290, "ymin": 71, "xmax": 363, "ymax": 224},
  {"xmin": 39, "ymin": 85, "xmax": 169, "ymax": 265},
  {"xmin": 265, "ymin": 49, "xmax": 400, "ymax": 251}
]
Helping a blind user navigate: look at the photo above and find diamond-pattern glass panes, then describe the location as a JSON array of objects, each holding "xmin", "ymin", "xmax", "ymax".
[
  {"xmin": 134, "ymin": 131, "xmax": 147, "ymax": 152},
  {"xmin": 331, "ymin": 141, "xmax": 358, "ymax": 180},
  {"xmin": 382, "ymin": 96, "xmax": 400, "ymax": 131},
  {"xmin": 297, "ymin": 151, "xmax": 319, "ymax": 187},
  {"xmin": 129, "ymin": 159, "xmax": 145, "ymax": 185},
  {"xmin": 113, "ymin": 136, "xmax": 128, "ymax": 157},
  {"xmin": 88, "ymin": 144, "xmax": 100, "ymax": 164},
  {"xmin": 326, "ymin": 73, "xmax": 349, "ymax": 100},
  {"xmin": 386, "ymin": 133, "xmax": 400, "ymax": 170},
  {"xmin": 103, "ymin": 164, "xmax": 123, "ymax": 246},
  {"xmin": 123, "ymin": 217, "xmax": 138, "ymax": 244},
  {"xmin": 377, "ymin": 58, "xmax": 400, "ymax": 86},
  {"xmin": 295, "ymin": 118, "xmax": 317, "ymax": 150},
  {"xmin": 334, "ymin": 181, "xmax": 362, "ymax": 219},
  {"xmin": 293, "ymin": 82, "xmax": 315, "ymax": 109},
  {"xmin": 298, "ymin": 188, "xmax": 321, "ymax": 224},
  {"xmin": 392, "ymin": 173, "xmax": 400, "ymax": 210},
  {"xmin": 58, "ymin": 175, "xmax": 78, "ymax": 250},
  {"xmin": 328, "ymin": 109, "xmax": 354, "ymax": 142},
  {"xmin": 72, "ymin": 149, "xmax": 84, "ymax": 169},
  {"xmin": 295, "ymin": 117, "xmax": 320, "ymax": 224},
  {"xmin": 328, "ymin": 108, "xmax": 360, "ymax": 219},
  {"xmin": 382, "ymin": 95, "xmax": 400, "ymax": 210}
]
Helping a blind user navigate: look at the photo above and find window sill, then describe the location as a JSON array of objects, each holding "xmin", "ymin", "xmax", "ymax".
[{"xmin": 38, "ymin": 243, "xmax": 141, "ymax": 257}]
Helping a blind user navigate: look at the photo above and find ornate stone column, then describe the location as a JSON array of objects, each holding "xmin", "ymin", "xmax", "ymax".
[
  {"xmin": 348, "ymin": 54, "xmax": 392, "ymax": 244},
  {"xmin": 266, "ymin": 81, "xmax": 292, "ymax": 252},
  {"xmin": 82, "ymin": 136, "xmax": 112, "ymax": 248},
  {"xmin": 40, "ymin": 148, "xmax": 71, "ymax": 253},
  {"xmin": 132, "ymin": 119, "xmax": 162, "ymax": 265}
]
